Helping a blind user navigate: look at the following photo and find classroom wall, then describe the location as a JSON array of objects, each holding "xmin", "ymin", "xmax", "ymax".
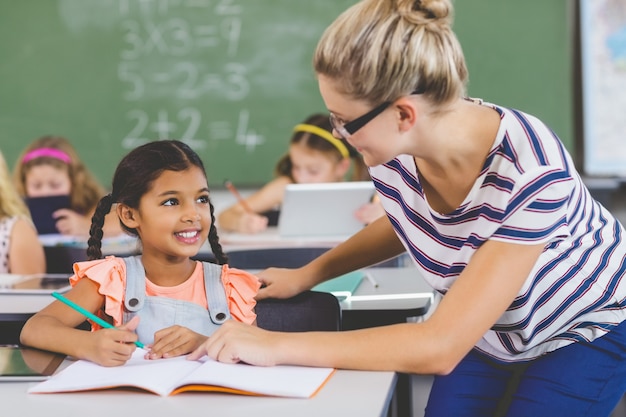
[{"xmin": 0, "ymin": 0, "xmax": 573, "ymax": 188}]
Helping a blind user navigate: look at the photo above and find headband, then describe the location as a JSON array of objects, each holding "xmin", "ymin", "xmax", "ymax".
[
  {"xmin": 22, "ymin": 148, "xmax": 71, "ymax": 164},
  {"xmin": 293, "ymin": 123, "xmax": 350, "ymax": 159}
]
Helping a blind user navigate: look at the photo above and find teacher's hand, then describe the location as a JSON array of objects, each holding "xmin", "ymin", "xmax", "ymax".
[
  {"xmin": 187, "ymin": 320, "xmax": 280, "ymax": 366},
  {"xmin": 255, "ymin": 267, "xmax": 311, "ymax": 300}
]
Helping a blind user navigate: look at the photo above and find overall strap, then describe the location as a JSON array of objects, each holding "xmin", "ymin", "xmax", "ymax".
[
  {"xmin": 202, "ymin": 262, "xmax": 230, "ymax": 324},
  {"xmin": 122, "ymin": 256, "xmax": 145, "ymax": 312}
]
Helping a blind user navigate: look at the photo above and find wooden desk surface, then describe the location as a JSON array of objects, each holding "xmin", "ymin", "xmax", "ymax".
[{"xmin": 2, "ymin": 368, "xmax": 397, "ymax": 417}]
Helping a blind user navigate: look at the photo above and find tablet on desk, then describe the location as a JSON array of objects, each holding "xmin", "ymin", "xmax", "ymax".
[
  {"xmin": 25, "ymin": 195, "xmax": 71, "ymax": 235},
  {"xmin": 278, "ymin": 181, "xmax": 376, "ymax": 239},
  {"xmin": 0, "ymin": 274, "xmax": 71, "ymax": 294},
  {"xmin": 0, "ymin": 345, "xmax": 65, "ymax": 381}
]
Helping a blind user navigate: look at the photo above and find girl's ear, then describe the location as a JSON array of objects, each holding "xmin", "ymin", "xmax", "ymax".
[{"xmin": 116, "ymin": 203, "xmax": 139, "ymax": 229}]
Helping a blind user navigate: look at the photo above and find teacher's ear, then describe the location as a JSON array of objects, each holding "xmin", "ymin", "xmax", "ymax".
[
  {"xmin": 394, "ymin": 97, "xmax": 419, "ymax": 133},
  {"xmin": 116, "ymin": 203, "xmax": 139, "ymax": 229}
]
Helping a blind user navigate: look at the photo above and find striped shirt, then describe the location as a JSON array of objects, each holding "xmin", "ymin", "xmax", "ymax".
[{"xmin": 369, "ymin": 102, "xmax": 626, "ymax": 362}]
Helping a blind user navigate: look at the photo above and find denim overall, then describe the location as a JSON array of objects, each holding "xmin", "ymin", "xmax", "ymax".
[{"xmin": 121, "ymin": 256, "xmax": 230, "ymax": 345}]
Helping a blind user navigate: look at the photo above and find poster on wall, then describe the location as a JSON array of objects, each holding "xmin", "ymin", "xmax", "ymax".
[{"xmin": 580, "ymin": 0, "xmax": 626, "ymax": 176}]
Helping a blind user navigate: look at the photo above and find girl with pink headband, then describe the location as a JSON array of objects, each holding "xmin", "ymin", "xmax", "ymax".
[
  {"xmin": 21, "ymin": 147, "xmax": 72, "ymax": 165},
  {"xmin": 217, "ymin": 113, "xmax": 384, "ymax": 234},
  {"xmin": 13, "ymin": 135, "xmax": 123, "ymax": 238}
]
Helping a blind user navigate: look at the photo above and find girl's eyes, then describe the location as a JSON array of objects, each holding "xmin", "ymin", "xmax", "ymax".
[
  {"xmin": 161, "ymin": 195, "xmax": 210, "ymax": 206},
  {"xmin": 162, "ymin": 198, "xmax": 178, "ymax": 206}
]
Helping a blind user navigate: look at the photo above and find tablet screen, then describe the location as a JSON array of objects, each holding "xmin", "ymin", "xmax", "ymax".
[
  {"xmin": 279, "ymin": 181, "xmax": 375, "ymax": 238},
  {"xmin": 25, "ymin": 195, "xmax": 71, "ymax": 235},
  {"xmin": 0, "ymin": 345, "xmax": 65, "ymax": 381}
]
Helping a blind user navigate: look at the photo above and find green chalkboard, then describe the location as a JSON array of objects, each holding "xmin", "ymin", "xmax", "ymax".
[
  {"xmin": 0, "ymin": 0, "xmax": 355, "ymax": 187},
  {"xmin": 0, "ymin": 0, "xmax": 573, "ymax": 187},
  {"xmin": 454, "ymin": 0, "xmax": 573, "ymax": 156}
]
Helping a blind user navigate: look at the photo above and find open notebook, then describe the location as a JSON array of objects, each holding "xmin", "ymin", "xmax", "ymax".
[
  {"xmin": 29, "ymin": 349, "xmax": 334, "ymax": 398},
  {"xmin": 278, "ymin": 181, "xmax": 376, "ymax": 239}
]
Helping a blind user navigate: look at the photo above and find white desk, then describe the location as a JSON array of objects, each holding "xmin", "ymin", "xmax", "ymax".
[
  {"xmin": 343, "ymin": 267, "xmax": 433, "ymax": 311},
  {"xmin": 38, "ymin": 234, "xmax": 139, "ymax": 251},
  {"xmin": 0, "ymin": 267, "xmax": 433, "ymax": 324},
  {"xmin": 217, "ymin": 227, "xmax": 348, "ymax": 250},
  {"xmin": 1, "ymin": 368, "xmax": 397, "ymax": 417},
  {"xmin": 0, "ymin": 266, "xmax": 432, "ymax": 417}
]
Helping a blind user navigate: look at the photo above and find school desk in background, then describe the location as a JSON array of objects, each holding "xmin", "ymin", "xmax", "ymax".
[
  {"xmin": 0, "ymin": 345, "xmax": 65, "ymax": 382},
  {"xmin": 25, "ymin": 195, "xmax": 71, "ymax": 235},
  {"xmin": 0, "ymin": 273, "xmax": 71, "ymax": 294}
]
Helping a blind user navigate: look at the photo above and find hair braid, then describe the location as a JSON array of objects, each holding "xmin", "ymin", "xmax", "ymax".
[
  {"xmin": 207, "ymin": 199, "xmax": 228, "ymax": 265},
  {"xmin": 87, "ymin": 194, "xmax": 113, "ymax": 260}
]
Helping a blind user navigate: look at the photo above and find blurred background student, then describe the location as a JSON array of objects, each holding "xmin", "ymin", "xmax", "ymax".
[
  {"xmin": 12, "ymin": 135, "xmax": 123, "ymax": 239},
  {"xmin": 217, "ymin": 113, "xmax": 384, "ymax": 233},
  {"xmin": 0, "ymin": 150, "xmax": 45, "ymax": 274}
]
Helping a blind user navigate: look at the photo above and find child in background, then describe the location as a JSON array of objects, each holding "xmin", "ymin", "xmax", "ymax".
[
  {"xmin": 13, "ymin": 135, "xmax": 122, "ymax": 238},
  {"xmin": 217, "ymin": 113, "xmax": 384, "ymax": 233},
  {"xmin": 20, "ymin": 140, "xmax": 260, "ymax": 367},
  {"xmin": 0, "ymin": 150, "xmax": 45, "ymax": 274}
]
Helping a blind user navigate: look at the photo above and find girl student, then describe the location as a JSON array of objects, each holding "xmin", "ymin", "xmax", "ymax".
[
  {"xmin": 13, "ymin": 135, "xmax": 123, "ymax": 238},
  {"xmin": 217, "ymin": 113, "xmax": 384, "ymax": 234},
  {"xmin": 20, "ymin": 140, "xmax": 260, "ymax": 367},
  {"xmin": 0, "ymin": 150, "xmax": 45, "ymax": 274},
  {"xmin": 191, "ymin": 0, "xmax": 626, "ymax": 416}
]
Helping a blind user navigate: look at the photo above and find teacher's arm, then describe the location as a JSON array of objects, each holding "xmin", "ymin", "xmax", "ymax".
[
  {"xmin": 193, "ymin": 239, "xmax": 544, "ymax": 376},
  {"xmin": 256, "ymin": 215, "xmax": 404, "ymax": 300}
]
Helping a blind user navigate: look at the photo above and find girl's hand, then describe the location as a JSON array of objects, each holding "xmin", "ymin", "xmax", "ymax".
[
  {"xmin": 146, "ymin": 325, "xmax": 208, "ymax": 360},
  {"xmin": 354, "ymin": 201, "xmax": 385, "ymax": 225},
  {"xmin": 53, "ymin": 208, "xmax": 91, "ymax": 236},
  {"xmin": 85, "ymin": 316, "xmax": 140, "ymax": 367},
  {"xmin": 188, "ymin": 320, "xmax": 279, "ymax": 366},
  {"xmin": 238, "ymin": 212, "xmax": 269, "ymax": 234}
]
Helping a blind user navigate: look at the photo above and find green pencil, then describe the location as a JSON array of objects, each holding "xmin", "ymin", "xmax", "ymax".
[{"xmin": 52, "ymin": 291, "xmax": 145, "ymax": 349}]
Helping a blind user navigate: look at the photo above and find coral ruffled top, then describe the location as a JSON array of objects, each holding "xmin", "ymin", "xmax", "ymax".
[{"xmin": 70, "ymin": 256, "xmax": 261, "ymax": 329}]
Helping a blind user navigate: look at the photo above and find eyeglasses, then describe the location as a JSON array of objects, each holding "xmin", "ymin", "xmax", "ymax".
[{"xmin": 329, "ymin": 88, "xmax": 424, "ymax": 140}]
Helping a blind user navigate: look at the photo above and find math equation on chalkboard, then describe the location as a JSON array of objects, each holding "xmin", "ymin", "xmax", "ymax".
[
  {"xmin": 0, "ymin": 0, "xmax": 355, "ymax": 185},
  {"xmin": 115, "ymin": 0, "xmax": 263, "ymax": 152}
]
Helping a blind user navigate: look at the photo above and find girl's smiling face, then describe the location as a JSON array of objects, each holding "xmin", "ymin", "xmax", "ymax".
[
  {"xmin": 25, "ymin": 164, "xmax": 72, "ymax": 197},
  {"xmin": 122, "ymin": 167, "xmax": 212, "ymax": 261}
]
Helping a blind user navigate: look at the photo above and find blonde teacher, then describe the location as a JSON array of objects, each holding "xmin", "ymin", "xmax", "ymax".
[{"xmin": 191, "ymin": 1, "xmax": 626, "ymax": 415}]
